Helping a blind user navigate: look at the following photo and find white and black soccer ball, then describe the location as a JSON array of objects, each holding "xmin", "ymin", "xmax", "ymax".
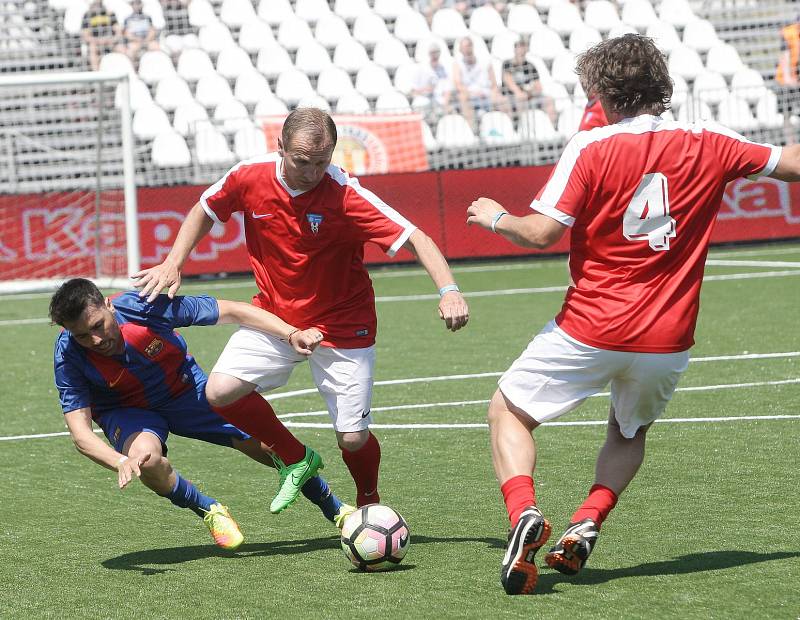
[{"xmin": 340, "ymin": 504, "xmax": 410, "ymax": 572}]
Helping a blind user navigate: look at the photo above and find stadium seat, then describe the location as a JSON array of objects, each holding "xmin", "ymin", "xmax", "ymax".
[
  {"xmin": 584, "ymin": 0, "xmax": 621, "ymax": 34},
  {"xmin": 216, "ymin": 46, "xmax": 254, "ymax": 81},
  {"xmin": 435, "ymin": 113, "xmax": 478, "ymax": 148},
  {"xmin": 572, "ymin": 80, "xmax": 587, "ymax": 106},
  {"xmin": 420, "ymin": 119, "xmax": 438, "ymax": 150},
  {"xmin": 333, "ymin": 38, "xmax": 371, "ymax": 73},
  {"xmin": 278, "ymin": 16, "xmax": 316, "ymax": 52},
  {"xmin": 177, "ymin": 48, "xmax": 215, "ymax": 82},
  {"xmin": 355, "ymin": 63, "xmax": 394, "ymax": 99},
  {"xmin": 608, "ymin": 23, "xmax": 638, "ymax": 38},
  {"xmin": 375, "ymin": 90, "xmax": 411, "ymax": 113},
  {"xmin": 373, "ymin": 37, "xmax": 412, "ymax": 71},
  {"xmin": 115, "ymin": 77, "xmax": 154, "ymax": 113},
  {"xmin": 556, "ymin": 104, "xmax": 584, "ymax": 138},
  {"xmin": 706, "ymin": 43, "xmax": 744, "ymax": 78},
  {"xmin": 63, "ymin": 3, "xmax": 88, "ymax": 35},
  {"xmin": 254, "ymin": 95, "xmax": 290, "ymax": 117},
  {"xmin": 195, "ymin": 72, "xmax": 234, "ymax": 108},
  {"xmin": 670, "ymin": 73, "xmax": 689, "ymax": 109},
  {"xmin": 469, "ymin": 5, "xmax": 506, "ymax": 40},
  {"xmin": 661, "ymin": 108, "xmax": 675, "ymax": 121},
  {"xmin": 98, "ymin": 52, "xmax": 136, "ymax": 77},
  {"xmin": 551, "ymin": 52, "xmax": 578, "ymax": 90},
  {"xmin": 238, "ymin": 19, "xmax": 276, "ymax": 54},
  {"xmin": 173, "ymin": 100, "xmax": 210, "ymax": 136},
  {"xmin": 297, "ymin": 94, "xmax": 332, "ymax": 111},
  {"xmin": 658, "ymin": 0, "xmax": 697, "ymax": 29},
  {"xmin": 693, "ymin": 70, "xmax": 728, "ymax": 107},
  {"xmin": 295, "ymin": 40, "xmax": 334, "ymax": 76},
  {"xmin": 316, "ymin": 65, "xmax": 356, "ymax": 101},
  {"xmin": 620, "ymin": 0, "xmax": 658, "ymax": 30},
  {"xmin": 334, "ymin": 0, "xmax": 371, "ymax": 24},
  {"xmin": 731, "ymin": 68, "xmax": 767, "ymax": 105},
  {"xmin": 234, "ymin": 125, "xmax": 268, "ymax": 160},
  {"xmin": 547, "ymin": 1, "xmax": 583, "ymax": 37},
  {"xmin": 393, "ymin": 61, "xmax": 419, "ymax": 96},
  {"xmin": 256, "ymin": 44, "xmax": 294, "ymax": 80},
  {"xmin": 717, "ymin": 94, "xmax": 757, "ymax": 131},
  {"xmin": 491, "ymin": 29, "xmax": 520, "ymax": 62},
  {"xmin": 138, "ymin": 50, "xmax": 177, "ymax": 85},
  {"xmin": 234, "ymin": 70, "xmax": 272, "ymax": 106},
  {"xmin": 431, "ymin": 8, "xmax": 469, "ymax": 43},
  {"xmin": 154, "ymin": 75, "xmax": 195, "ymax": 111},
  {"xmin": 195, "ymin": 125, "xmax": 236, "ymax": 166},
  {"xmin": 353, "ymin": 12, "xmax": 393, "ymax": 47},
  {"xmin": 677, "ymin": 99, "xmax": 714, "ymax": 123},
  {"xmin": 275, "ymin": 68, "xmax": 316, "ymax": 106},
  {"xmin": 414, "ymin": 36, "xmax": 454, "ymax": 64},
  {"xmin": 199, "ymin": 21, "xmax": 237, "ymax": 56},
  {"xmin": 569, "ymin": 25, "xmax": 602, "ymax": 55},
  {"xmin": 188, "ymin": 0, "xmax": 217, "ymax": 28},
  {"xmin": 506, "ymin": 3, "xmax": 542, "ymax": 35},
  {"xmin": 143, "ymin": 0, "xmax": 166, "ymax": 30},
  {"xmin": 314, "ymin": 14, "xmax": 352, "ymax": 49},
  {"xmin": 257, "ymin": 0, "xmax": 294, "ymax": 27},
  {"xmin": 519, "ymin": 108, "xmax": 561, "ymax": 141},
  {"xmin": 479, "ymin": 111, "xmax": 519, "ymax": 145},
  {"xmin": 220, "ymin": 0, "xmax": 256, "ymax": 29},
  {"xmin": 336, "ymin": 91, "xmax": 371, "ymax": 114},
  {"xmin": 682, "ymin": 18, "xmax": 720, "ymax": 54},
  {"xmin": 294, "ymin": 0, "xmax": 333, "ymax": 25},
  {"xmin": 214, "ymin": 99, "xmax": 252, "ymax": 134},
  {"xmin": 373, "ymin": 0, "xmax": 412, "ymax": 21},
  {"xmin": 755, "ymin": 91, "xmax": 783, "ymax": 129},
  {"xmin": 646, "ymin": 21, "xmax": 682, "ymax": 55},
  {"xmin": 668, "ymin": 45, "xmax": 705, "ymax": 81},
  {"xmin": 527, "ymin": 26, "xmax": 565, "ymax": 62},
  {"xmin": 162, "ymin": 33, "xmax": 201, "ymax": 57},
  {"xmin": 151, "ymin": 130, "xmax": 192, "ymax": 167},
  {"xmin": 133, "ymin": 103, "xmax": 173, "ymax": 140},
  {"xmin": 541, "ymin": 80, "xmax": 571, "ymax": 112},
  {"xmin": 394, "ymin": 10, "xmax": 432, "ymax": 45}
]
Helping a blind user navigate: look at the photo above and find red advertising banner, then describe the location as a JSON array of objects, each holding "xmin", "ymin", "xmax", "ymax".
[
  {"xmin": 260, "ymin": 113, "xmax": 429, "ymax": 175},
  {"xmin": 3, "ymin": 168, "xmax": 800, "ymax": 281}
]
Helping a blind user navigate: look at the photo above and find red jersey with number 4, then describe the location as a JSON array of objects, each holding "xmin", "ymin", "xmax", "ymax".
[
  {"xmin": 200, "ymin": 154, "xmax": 416, "ymax": 348},
  {"xmin": 532, "ymin": 115, "xmax": 781, "ymax": 352}
]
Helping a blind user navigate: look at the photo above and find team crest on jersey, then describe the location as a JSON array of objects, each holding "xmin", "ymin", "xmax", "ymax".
[
  {"xmin": 307, "ymin": 213, "xmax": 323, "ymax": 234},
  {"xmin": 144, "ymin": 338, "xmax": 163, "ymax": 358}
]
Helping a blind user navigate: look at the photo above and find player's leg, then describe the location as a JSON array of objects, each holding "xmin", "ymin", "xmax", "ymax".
[{"xmin": 310, "ymin": 345, "xmax": 380, "ymax": 508}]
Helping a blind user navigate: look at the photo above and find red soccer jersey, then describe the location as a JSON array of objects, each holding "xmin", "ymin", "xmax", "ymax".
[
  {"xmin": 532, "ymin": 115, "xmax": 781, "ymax": 352},
  {"xmin": 578, "ymin": 98, "xmax": 608, "ymax": 132},
  {"xmin": 200, "ymin": 154, "xmax": 416, "ymax": 348}
]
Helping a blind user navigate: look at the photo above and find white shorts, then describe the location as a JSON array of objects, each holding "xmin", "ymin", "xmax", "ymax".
[
  {"xmin": 211, "ymin": 327, "xmax": 376, "ymax": 433},
  {"xmin": 498, "ymin": 321, "xmax": 690, "ymax": 438}
]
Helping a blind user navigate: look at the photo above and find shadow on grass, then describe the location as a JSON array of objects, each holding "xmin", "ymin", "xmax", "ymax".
[
  {"xmin": 102, "ymin": 533, "xmax": 505, "ymax": 575},
  {"xmin": 534, "ymin": 550, "xmax": 800, "ymax": 595}
]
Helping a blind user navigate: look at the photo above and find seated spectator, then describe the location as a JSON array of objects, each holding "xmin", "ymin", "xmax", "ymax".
[
  {"xmin": 411, "ymin": 42, "xmax": 454, "ymax": 120},
  {"xmin": 501, "ymin": 38, "xmax": 556, "ymax": 123},
  {"xmin": 452, "ymin": 36, "xmax": 508, "ymax": 129},
  {"xmin": 81, "ymin": 0, "xmax": 123, "ymax": 71},
  {"xmin": 123, "ymin": 0, "xmax": 160, "ymax": 66}
]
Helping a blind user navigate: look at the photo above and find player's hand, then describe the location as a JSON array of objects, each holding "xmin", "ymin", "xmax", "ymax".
[
  {"xmin": 289, "ymin": 328, "xmax": 324, "ymax": 355},
  {"xmin": 466, "ymin": 197, "xmax": 506, "ymax": 231},
  {"xmin": 438, "ymin": 290, "xmax": 469, "ymax": 332},
  {"xmin": 131, "ymin": 261, "xmax": 182, "ymax": 303},
  {"xmin": 116, "ymin": 453, "xmax": 150, "ymax": 489}
]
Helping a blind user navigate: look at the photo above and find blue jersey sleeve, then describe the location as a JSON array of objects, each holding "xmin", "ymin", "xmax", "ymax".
[
  {"xmin": 112, "ymin": 291, "xmax": 219, "ymax": 330},
  {"xmin": 54, "ymin": 334, "xmax": 92, "ymax": 414}
]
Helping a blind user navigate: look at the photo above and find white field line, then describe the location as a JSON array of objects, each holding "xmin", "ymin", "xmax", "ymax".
[
  {"xmin": 704, "ymin": 259, "xmax": 800, "ymax": 267},
  {"xmin": 708, "ymin": 246, "xmax": 800, "ymax": 259}
]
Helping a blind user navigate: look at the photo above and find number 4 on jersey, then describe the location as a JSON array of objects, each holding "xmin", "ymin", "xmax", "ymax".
[{"xmin": 622, "ymin": 172, "xmax": 677, "ymax": 251}]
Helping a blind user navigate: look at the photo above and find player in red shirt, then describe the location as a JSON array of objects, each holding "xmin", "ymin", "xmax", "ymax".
[
  {"xmin": 134, "ymin": 107, "xmax": 469, "ymax": 510},
  {"xmin": 467, "ymin": 34, "xmax": 800, "ymax": 595},
  {"xmin": 577, "ymin": 95, "xmax": 608, "ymax": 132}
]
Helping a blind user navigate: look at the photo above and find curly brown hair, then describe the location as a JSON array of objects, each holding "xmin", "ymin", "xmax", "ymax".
[{"xmin": 576, "ymin": 34, "xmax": 673, "ymax": 118}]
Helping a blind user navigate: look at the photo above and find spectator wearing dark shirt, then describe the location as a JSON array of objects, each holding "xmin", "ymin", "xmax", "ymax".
[
  {"xmin": 123, "ymin": 0, "xmax": 160, "ymax": 66},
  {"xmin": 501, "ymin": 38, "xmax": 556, "ymax": 124},
  {"xmin": 81, "ymin": 0, "xmax": 123, "ymax": 71}
]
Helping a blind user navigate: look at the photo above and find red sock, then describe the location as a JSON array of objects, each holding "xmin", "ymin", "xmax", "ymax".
[
  {"xmin": 501, "ymin": 475, "xmax": 536, "ymax": 527},
  {"xmin": 212, "ymin": 393, "xmax": 306, "ymax": 465},
  {"xmin": 571, "ymin": 484, "xmax": 618, "ymax": 526},
  {"xmin": 341, "ymin": 432, "xmax": 381, "ymax": 507}
]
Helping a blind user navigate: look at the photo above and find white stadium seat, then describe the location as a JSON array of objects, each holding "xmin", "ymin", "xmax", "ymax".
[
  {"xmin": 431, "ymin": 8, "xmax": 469, "ymax": 43},
  {"xmin": 154, "ymin": 75, "xmax": 195, "ymax": 111},
  {"xmin": 138, "ymin": 50, "xmax": 176, "ymax": 85},
  {"xmin": 421, "ymin": 119, "xmax": 438, "ymax": 150},
  {"xmin": 99, "ymin": 52, "xmax": 136, "ymax": 77},
  {"xmin": 693, "ymin": 70, "xmax": 728, "ymax": 106},
  {"xmin": 151, "ymin": 131, "xmax": 192, "ymax": 167},
  {"xmin": 333, "ymin": 38, "xmax": 371, "ymax": 73},
  {"xmin": 199, "ymin": 21, "xmax": 236, "ymax": 55},
  {"xmin": 316, "ymin": 66, "xmax": 356, "ymax": 101},
  {"xmin": 621, "ymin": 0, "xmax": 658, "ymax": 30},
  {"xmin": 489, "ymin": 30, "xmax": 518, "ymax": 63},
  {"xmin": 556, "ymin": 104, "xmax": 584, "ymax": 139},
  {"xmin": 195, "ymin": 125, "xmax": 236, "ymax": 166},
  {"xmin": 188, "ymin": 0, "xmax": 217, "ymax": 28},
  {"xmin": 295, "ymin": 0, "xmax": 333, "ymax": 25},
  {"xmin": 373, "ymin": 37, "xmax": 413, "ymax": 71},
  {"xmin": 730, "ymin": 68, "xmax": 767, "ymax": 105},
  {"xmin": 608, "ymin": 23, "xmax": 638, "ymax": 39},
  {"xmin": 569, "ymin": 25, "xmax": 602, "ymax": 55},
  {"xmin": 355, "ymin": 63, "xmax": 394, "ymax": 99},
  {"xmin": 527, "ymin": 26, "xmax": 565, "ymax": 62},
  {"xmin": 334, "ymin": 0, "xmax": 371, "ymax": 23},
  {"xmin": 373, "ymin": 0, "xmax": 412, "ymax": 21},
  {"xmin": 336, "ymin": 91, "xmax": 371, "ymax": 114},
  {"xmin": 314, "ymin": 14, "xmax": 352, "ymax": 49},
  {"xmin": 480, "ymin": 111, "xmax": 519, "ymax": 145},
  {"xmin": 717, "ymin": 94, "xmax": 757, "ymax": 131},
  {"xmin": 278, "ymin": 16, "xmax": 316, "ymax": 52},
  {"xmin": 551, "ymin": 52, "xmax": 578, "ymax": 90},
  {"xmin": 234, "ymin": 70, "xmax": 272, "ymax": 106},
  {"xmin": 658, "ymin": 0, "xmax": 697, "ymax": 29},
  {"xmin": 435, "ymin": 113, "xmax": 478, "ymax": 148},
  {"xmin": 414, "ymin": 36, "xmax": 453, "ymax": 64},
  {"xmin": 755, "ymin": 91, "xmax": 783, "ymax": 129},
  {"xmin": 547, "ymin": 1, "xmax": 583, "ymax": 37},
  {"xmin": 584, "ymin": 1, "xmax": 621, "ymax": 34},
  {"xmin": 295, "ymin": 41, "xmax": 334, "ymax": 76},
  {"xmin": 469, "ymin": 5, "xmax": 506, "ymax": 40},
  {"xmin": 173, "ymin": 100, "xmax": 210, "ymax": 136},
  {"xmin": 214, "ymin": 99, "xmax": 252, "ymax": 134},
  {"xmin": 353, "ymin": 12, "xmax": 393, "ymax": 47},
  {"xmin": 195, "ymin": 72, "xmax": 234, "ymax": 108},
  {"xmin": 133, "ymin": 104, "xmax": 172, "ymax": 140},
  {"xmin": 216, "ymin": 46, "xmax": 254, "ymax": 81},
  {"xmin": 256, "ymin": 44, "xmax": 294, "ymax": 80},
  {"xmin": 668, "ymin": 45, "xmax": 705, "ymax": 81},
  {"xmin": 519, "ymin": 108, "xmax": 561, "ymax": 141},
  {"xmin": 682, "ymin": 19, "xmax": 720, "ymax": 54},
  {"xmin": 375, "ymin": 90, "xmax": 412, "ymax": 113},
  {"xmin": 115, "ymin": 77, "xmax": 153, "ymax": 112},
  {"xmin": 297, "ymin": 94, "xmax": 333, "ymax": 111},
  {"xmin": 706, "ymin": 43, "xmax": 744, "ymax": 78},
  {"xmin": 506, "ymin": 3, "xmax": 542, "ymax": 35},
  {"xmin": 677, "ymin": 99, "xmax": 714, "ymax": 123},
  {"xmin": 394, "ymin": 10, "xmax": 432, "ymax": 45},
  {"xmin": 234, "ymin": 125, "xmax": 269, "ymax": 160},
  {"xmin": 275, "ymin": 69, "xmax": 316, "ymax": 106},
  {"xmin": 220, "ymin": 0, "xmax": 256, "ymax": 28},
  {"xmin": 393, "ymin": 61, "xmax": 419, "ymax": 96},
  {"xmin": 670, "ymin": 73, "xmax": 689, "ymax": 109},
  {"xmin": 257, "ymin": 0, "xmax": 294, "ymax": 27},
  {"xmin": 177, "ymin": 48, "xmax": 215, "ymax": 82},
  {"xmin": 254, "ymin": 95, "xmax": 290, "ymax": 117},
  {"xmin": 238, "ymin": 19, "xmax": 276, "ymax": 54},
  {"xmin": 646, "ymin": 20, "xmax": 682, "ymax": 55}
]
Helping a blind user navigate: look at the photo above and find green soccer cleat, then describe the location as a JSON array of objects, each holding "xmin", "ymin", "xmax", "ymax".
[
  {"xmin": 270, "ymin": 447, "xmax": 324, "ymax": 514},
  {"xmin": 333, "ymin": 503, "xmax": 357, "ymax": 530},
  {"xmin": 203, "ymin": 503, "xmax": 244, "ymax": 551}
]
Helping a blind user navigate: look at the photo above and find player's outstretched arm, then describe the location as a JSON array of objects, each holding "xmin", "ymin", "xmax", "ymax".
[
  {"xmin": 64, "ymin": 408, "xmax": 145, "ymax": 489},
  {"xmin": 402, "ymin": 229, "xmax": 469, "ymax": 332},
  {"xmin": 467, "ymin": 197, "xmax": 566, "ymax": 249},
  {"xmin": 769, "ymin": 144, "xmax": 800, "ymax": 182},
  {"xmin": 131, "ymin": 202, "xmax": 215, "ymax": 302},
  {"xmin": 216, "ymin": 299, "xmax": 324, "ymax": 355}
]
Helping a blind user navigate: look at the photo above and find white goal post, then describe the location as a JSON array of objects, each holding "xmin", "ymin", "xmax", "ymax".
[{"xmin": 0, "ymin": 70, "xmax": 139, "ymax": 294}]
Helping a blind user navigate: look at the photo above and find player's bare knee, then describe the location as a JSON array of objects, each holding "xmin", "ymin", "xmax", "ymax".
[
  {"xmin": 337, "ymin": 429, "xmax": 369, "ymax": 452},
  {"xmin": 205, "ymin": 373, "xmax": 250, "ymax": 407}
]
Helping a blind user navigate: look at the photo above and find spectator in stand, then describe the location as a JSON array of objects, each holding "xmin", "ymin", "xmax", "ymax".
[
  {"xmin": 81, "ymin": 0, "xmax": 123, "ymax": 71},
  {"xmin": 453, "ymin": 36, "xmax": 508, "ymax": 130},
  {"xmin": 411, "ymin": 42, "xmax": 454, "ymax": 120},
  {"xmin": 775, "ymin": 18, "xmax": 800, "ymax": 145},
  {"xmin": 501, "ymin": 38, "xmax": 556, "ymax": 124},
  {"xmin": 160, "ymin": 0, "xmax": 194, "ymax": 57},
  {"xmin": 123, "ymin": 0, "xmax": 160, "ymax": 67}
]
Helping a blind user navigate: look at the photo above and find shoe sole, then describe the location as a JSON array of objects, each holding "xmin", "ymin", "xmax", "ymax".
[
  {"xmin": 501, "ymin": 517, "xmax": 552, "ymax": 595},
  {"xmin": 544, "ymin": 535, "xmax": 585, "ymax": 575}
]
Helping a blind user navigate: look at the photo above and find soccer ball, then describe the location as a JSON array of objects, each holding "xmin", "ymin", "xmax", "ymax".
[{"xmin": 340, "ymin": 504, "xmax": 410, "ymax": 572}]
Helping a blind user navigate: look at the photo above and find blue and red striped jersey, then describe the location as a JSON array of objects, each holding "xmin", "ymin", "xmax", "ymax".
[{"xmin": 54, "ymin": 292, "xmax": 219, "ymax": 415}]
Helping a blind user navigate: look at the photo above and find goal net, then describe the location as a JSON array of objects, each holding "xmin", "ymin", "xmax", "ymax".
[{"xmin": 0, "ymin": 71, "xmax": 139, "ymax": 294}]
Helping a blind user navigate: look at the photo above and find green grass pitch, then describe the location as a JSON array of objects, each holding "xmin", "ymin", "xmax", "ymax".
[{"xmin": 1, "ymin": 242, "xmax": 798, "ymax": 619}]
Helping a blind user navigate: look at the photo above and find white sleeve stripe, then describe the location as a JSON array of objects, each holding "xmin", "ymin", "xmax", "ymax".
[
  {"xmin": 531, "ymin": 201, "xmax": 575, "ymax": 227},
  {"xmin": 199, "ymin": 154, "xmax": 279, "ymax": 220},
  {"xmin": 388, "ymin": 225, "xmax": 417, "ymax": 257},
  {"xmin": 750, "ymin": 145, "xmax": 782, "ymax": 179}
]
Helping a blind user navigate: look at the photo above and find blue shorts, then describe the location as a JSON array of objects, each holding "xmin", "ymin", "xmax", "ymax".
[{"xmin": 96, "ymin": 383, "xmax": 250, "ymax": 454}]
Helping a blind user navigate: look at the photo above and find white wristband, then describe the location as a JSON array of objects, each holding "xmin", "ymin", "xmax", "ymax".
[
  {"xmin": 438, "ymin": 284, "xmax": 460, "ymax": 296},
  {"xmin": 116, "ymin": 455, "xmax": 129, "ymax": 467},
  {"xmin": 491, "ymin": 211, "xmax": 508, "ymax": 233}
]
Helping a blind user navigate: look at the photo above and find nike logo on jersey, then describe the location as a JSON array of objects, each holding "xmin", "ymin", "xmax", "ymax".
[
  {"xmin": 108, "ymin": 370, "xmax": 125, "ymax": 388},
  {"xmin": 252, "ymin": 212, "xmax": 274, "ymax": 219}
]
